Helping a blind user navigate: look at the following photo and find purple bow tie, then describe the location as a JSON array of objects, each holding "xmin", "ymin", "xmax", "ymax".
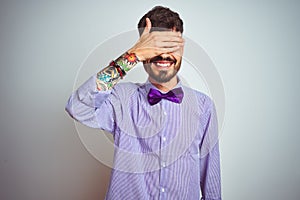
[{"xmin": 147, "ymin": 87, "xmax": 184, "ymax": 106}]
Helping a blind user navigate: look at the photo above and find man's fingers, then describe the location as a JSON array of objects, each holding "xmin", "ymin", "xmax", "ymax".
[
  {"xmin": 145, "ymin": 18, "xmax": 152, "ymax": 33},
  {"xmin": 154, "ymin": 46, "xmax": 182, "ymax": 54},
  {"xmin": 150, "ymin": 31, "xmax": 181, "ymax": 37},
  {"xmin": 141, "ymin": 18, "xmax": 152, "ymax": 36},
  {"xmin": 150, "ymin": 33, "xmax": 184, "ymax": 45},
  {"xmin": 173, "ymin": 46, "xmax": 184, "ymax": 57},
  {"xmin": 155, "ymin": 41, "xmax": 184, "ymax": 48},
  {"xmin": 154, "ymin": 36, "xmax": 184, "ymax": 43}
]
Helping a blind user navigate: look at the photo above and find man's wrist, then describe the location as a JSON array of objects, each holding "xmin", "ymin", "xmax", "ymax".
[
  {"xmin": 115, "ymin": 51, "xmax": 140, "ymax": 72},
  {"xmin": 127, "ymin": 48, "xmax": 143, "ymax": 62}
]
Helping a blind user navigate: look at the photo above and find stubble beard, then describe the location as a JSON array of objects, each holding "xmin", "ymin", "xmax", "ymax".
[{"xmin": 145, "ymin": 59, "xmax": 182, "ymax": 83}]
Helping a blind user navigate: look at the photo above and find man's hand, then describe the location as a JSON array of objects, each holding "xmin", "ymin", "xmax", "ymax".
[{"xmin": 128, "ymin": 18, "xmax": 184, "ymax": 61}]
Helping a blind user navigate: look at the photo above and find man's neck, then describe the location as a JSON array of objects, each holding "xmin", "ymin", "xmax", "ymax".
[{"xmin": 149, "ymin": 76, "xmax": 178, "ymax": 92}]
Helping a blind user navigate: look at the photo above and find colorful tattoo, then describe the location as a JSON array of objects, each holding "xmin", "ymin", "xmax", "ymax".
[
  {"xmin": 96, "ymin": 52, "xmax": 140, "ymax": 91},
  {"xmin": 115, "ymin": 52, "xmax": 139, "ymax": 72},
  {"xmin": 96, "ymin": 65, "xmax": 121, "ymax": 91}
]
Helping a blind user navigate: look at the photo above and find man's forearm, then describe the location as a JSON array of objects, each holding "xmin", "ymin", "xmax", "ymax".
[{"xmin": 96, "ymin": 52, "xmax": 139, "ymax": 91}]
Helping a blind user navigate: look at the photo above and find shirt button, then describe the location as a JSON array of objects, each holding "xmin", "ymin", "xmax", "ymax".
[
  {"xmin": 161, "ymin": 187, "xmax": 165, "ymax": 193},
  {"xmin": 163, "ymin": 111, "xmax": 167, "ymax": 115},
  {"xmin": 162, "ymin": 137, "xmax": 166, "ymax": 142},
  {"xmin": 161, "ymin": 162, "xmax": 166, "ymax": 167}
]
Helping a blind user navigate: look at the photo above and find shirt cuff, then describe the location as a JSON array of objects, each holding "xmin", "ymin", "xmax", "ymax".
[{"xmin": 77, "ymin": 75, "xmax": 112, "ymax": 107}]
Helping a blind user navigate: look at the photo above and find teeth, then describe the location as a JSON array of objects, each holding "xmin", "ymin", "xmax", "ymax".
[{"xmin": 155, "ymin": 62, "xmax": 171, "ymax": 67}]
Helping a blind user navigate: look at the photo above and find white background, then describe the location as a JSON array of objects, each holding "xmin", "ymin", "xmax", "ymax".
[{"xmin": 0, "ymin": 0, "xmax": 299, "ymax": 199}]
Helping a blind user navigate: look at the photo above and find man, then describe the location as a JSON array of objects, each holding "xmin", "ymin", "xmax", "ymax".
[{"xmin": 66, "ymin": 6, "xmax": 221, "ymax": 200}]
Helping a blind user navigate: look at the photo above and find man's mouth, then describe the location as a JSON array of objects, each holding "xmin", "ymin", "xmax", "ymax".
[
  {"xmin": 149, "ymin": 56, "xmax": 176, "ymax": 70},
  {"xmin": 153, "ymin": 60, "xmax": 174, "ymax": 69}
]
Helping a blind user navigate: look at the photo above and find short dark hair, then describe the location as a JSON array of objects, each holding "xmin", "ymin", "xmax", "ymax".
[{"xmin": 137, "ymin": 6, "xmax": 184, "ymax": 36}]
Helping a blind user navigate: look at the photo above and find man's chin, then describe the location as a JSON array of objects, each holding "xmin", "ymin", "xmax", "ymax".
[
  {"xmin": 144, "ymin": 62, "xmax": 180, "ymax": 83},
  {"xmin": 149, "ymin": 70, "xmax": 177, "ymax": 83}
]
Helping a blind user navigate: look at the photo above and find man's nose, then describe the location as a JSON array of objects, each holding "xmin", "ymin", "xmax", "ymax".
[{"xmin": 160, "ymin": 53, "xmax": 174, "ymax": 59}]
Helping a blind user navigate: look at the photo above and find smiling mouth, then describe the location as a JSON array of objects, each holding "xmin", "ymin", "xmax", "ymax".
[
  {"xmin": 149, "ymin": 55, "xmax": 176, "ymax": 70},
  {"xmin": 153, "ymin": 60, "xmax": 174, "ymax": 69}
]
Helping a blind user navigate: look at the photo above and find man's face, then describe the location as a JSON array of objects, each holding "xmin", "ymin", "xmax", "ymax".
[{"xmin": 143, "ymin": 32, "xmax": 183, "ymax": 83}]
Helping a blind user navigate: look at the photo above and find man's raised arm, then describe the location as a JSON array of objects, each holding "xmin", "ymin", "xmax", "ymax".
[{"xmin": 65, "ymin": 18, "xmax": 184, "ymax": 130}]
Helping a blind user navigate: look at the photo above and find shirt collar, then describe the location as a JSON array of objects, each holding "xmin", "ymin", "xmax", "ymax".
[{"xmin": 143, "ymin": 76, "xmax": 183, "ymax": 94}]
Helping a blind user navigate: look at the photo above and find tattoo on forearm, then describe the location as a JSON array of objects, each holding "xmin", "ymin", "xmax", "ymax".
[
  {"xmin": 96, "ymin": 65, "xmax": 121, "ymax": 91},
  {"xmin": 115, "ymin": 52, "xmax": 139, "ymax": 72},
  {"xmin": 96, "ymin": 52, "xmax": 140, "ymax": 91}
]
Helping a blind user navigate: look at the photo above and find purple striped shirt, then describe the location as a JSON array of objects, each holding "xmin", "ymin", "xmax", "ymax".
[{"xmin": 66, "ymin": 75, "xmax": 221, "ymax": 200}]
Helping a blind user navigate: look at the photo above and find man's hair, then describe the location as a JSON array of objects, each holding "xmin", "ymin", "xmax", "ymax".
[{"xmin": 137, "ymin": 6, "xmax": 184, "ymax": 36}]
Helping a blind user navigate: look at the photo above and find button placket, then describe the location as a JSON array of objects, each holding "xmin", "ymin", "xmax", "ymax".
[{"xmin": 159, "ymin": 101, "xmax": 168, "ymax": 199}]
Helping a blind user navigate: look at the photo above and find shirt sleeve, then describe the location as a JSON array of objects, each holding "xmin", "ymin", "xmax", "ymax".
[
  {"xmin": 200, "ymin": 98, "xmax": 222, "ymax": 200},
  {"xmin": 65, "ymin": 74, "xmax": 116, "ymax": 133}
]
